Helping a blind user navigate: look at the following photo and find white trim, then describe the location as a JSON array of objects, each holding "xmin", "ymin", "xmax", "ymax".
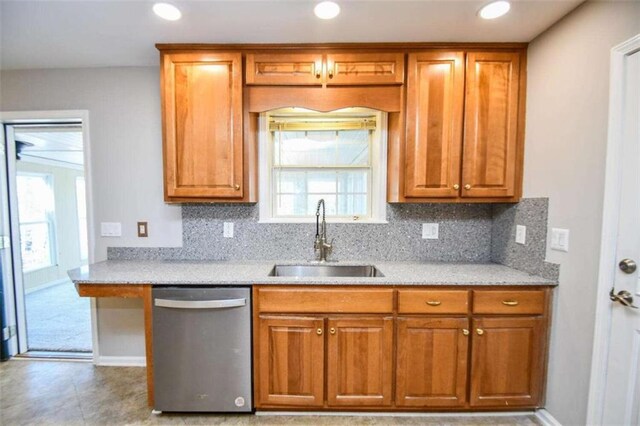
[
  {"xmin": 95, "ymin": 355, "xmax": 146, "ymax": 367},
  {"xmin": 536, "ymin": 409, "xmax": 563, "ymax": 426},
  {"xmin": 19, "ymin": 155, "xmax": 84, "ymax": 171},
  {"xmin": 0, "ymin": 110, "xmax": 97, "ymax": 360},
  {"xmin": 256, "ymin": 411, "xmax": 537, "ymax": 418},
  {"xmin": 24, "ymin": 277, "xmax": 69, "ymax": 295},
  {"xmin": 586, "ymin": 34, "xmax": 640, "ymax": 426}
]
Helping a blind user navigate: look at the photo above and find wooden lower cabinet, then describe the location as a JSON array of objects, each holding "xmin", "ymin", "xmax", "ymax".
[
  {"xmin": 469, "ymin": 316, "xmax": 545, "ymax": 407},
  {"xmin": 257, "ymin": 315, "xmax": 325, "ymax": 407},
  {"xmin": 396, "ymin": 317, "xmax": 469, "ymax": 407},
  {"xmin": 327, "ymin": 317, "xmax": 394, "ymax": 407}
]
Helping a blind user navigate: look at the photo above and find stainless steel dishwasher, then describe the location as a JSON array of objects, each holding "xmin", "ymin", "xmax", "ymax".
[{"xmin": 152, "ymin": 287, "xmax": 252, "ymax": 413}]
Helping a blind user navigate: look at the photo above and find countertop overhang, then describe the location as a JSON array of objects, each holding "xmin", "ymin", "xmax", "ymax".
[{"xmin": 68, "ymin": 260, "xmax": 556, "ymax": 286}]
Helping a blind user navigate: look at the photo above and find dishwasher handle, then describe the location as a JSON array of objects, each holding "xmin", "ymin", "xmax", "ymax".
[{"xmin": 154, "ymin": 298, "xmax": 247, "ymax": 309}]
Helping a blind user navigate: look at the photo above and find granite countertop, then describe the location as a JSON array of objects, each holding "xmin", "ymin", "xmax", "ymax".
[{"xmin": 68, "ymin": 260, "xmax": 556, "ymax": 286}]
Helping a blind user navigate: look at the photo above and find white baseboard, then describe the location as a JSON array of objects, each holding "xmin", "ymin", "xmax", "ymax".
[
  {"xmin": 536, "ymin": 409, "xmax": 562, "ymax": 426},
  {"xmin": 257, "ymin": 411, "xmax": 537, "ymax": 418},
  {"xmin": 24, "ymin": 278, "xmax": 70, "ymax": 294},
  {"xmin": 95, "ymin": 355, "xmax": 146, "ymax": 367}
]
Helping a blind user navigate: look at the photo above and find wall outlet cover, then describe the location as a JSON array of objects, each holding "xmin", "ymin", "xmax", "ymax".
[
  {"xmin": 515, "ymin": 225, "xmax": 526, "ymax": 245},
  {"xmin": 137, "ymin": 222, "xmax": 148, "ymax": 238},
  {"xmin": 422, "ymin": 223, "xmax": 439, "ymax": 240},
  {"xmin": 100, "ymin": 222, "xmax": 122, "ymax": 237},
  {"xmin": 551, "ymin": 228, "xmax": 570, "ymax": 252},
  {"xmin": 223, "ymin": 222, "xmax": 234, "ymax": 238}
]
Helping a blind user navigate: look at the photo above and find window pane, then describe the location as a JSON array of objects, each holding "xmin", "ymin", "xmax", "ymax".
[
  {"xmin": 20, "ymin": 223, "xmax": 52, "ymax": 271},
  {"xmin": 337, "ymin": 130, "xmax": 370, "ymax": 166},
  {"xmin": 16, "ymin": 175, "xmax": 54, "ymax": 222},
  {"xmin": 337, "ymin": 194, "xmax": 368, "ymax": 216}
]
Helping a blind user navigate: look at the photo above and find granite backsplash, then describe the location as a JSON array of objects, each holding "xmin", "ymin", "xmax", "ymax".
[{"xmin": 108, "ymin": 198, "xmax": 559, "ymax": 281}]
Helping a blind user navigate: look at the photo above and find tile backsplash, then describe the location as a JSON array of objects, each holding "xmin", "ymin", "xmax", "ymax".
[{"xmin": 108, "ymin": 198, "xmax": 559, "ymax": 281}]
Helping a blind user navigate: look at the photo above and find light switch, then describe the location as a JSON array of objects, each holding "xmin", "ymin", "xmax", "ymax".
[
  {"xmin": 422, "ymin": 223, "xmax": 439, "ymax": 240},
  {"xmin": 551, "ymin": 228, "xmax": 570, "ymax": 252},
  {"xmin": 138, "ymin": 222, "xmax": 148, "ymax": 238},
  {"xmin": 100, "ymin": 222, "xmax": 122, "ymax": 237},
  {"xmin": 223, "ymin": 222, "xmax": 234, "ymax": 238},
  {"xmin": 515, "ymin": 225, "xmax": 526, "ymax": 245}
]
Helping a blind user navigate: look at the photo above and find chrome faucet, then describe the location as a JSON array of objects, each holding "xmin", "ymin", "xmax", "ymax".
[{"xmin": 314, "ymin": 199, "xmax": 333, "ymax": 262}]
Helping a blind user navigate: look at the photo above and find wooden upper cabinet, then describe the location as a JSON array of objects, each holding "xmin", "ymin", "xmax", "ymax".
[
  {"xmin": 326, "ymin": 316, "xmax": 393, "ymax": 407},
  {"xmin": 462, "ymin": 52, "xmax": 521, "ymax": 198},
  {"xmin": 396, "ymin": 317, "xmax": 469, "ymax": 407},
  {"xmin": 325, "ymin": 53, "xmax": 404, "ymax": 85},
  {"xmin": 404, "ymin": 51, "xmax": 465, "ymax": 198},
  {"xmin": 161, "ymin": 51, "xmax": 243, "ymax": 200},
  {"xmin": 257, "ymin": 315, "xmax": 325, "ymax": 407},
  {"xmin": 245, "ymin": 53, "xmax": 323, "ymax": 86},
  {"xmin": 470, "ymin": 316, "xmax": 545, "ymax": 407}
]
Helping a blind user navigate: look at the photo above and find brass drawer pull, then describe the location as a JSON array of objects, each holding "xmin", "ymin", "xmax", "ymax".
[
  {"xmin": 330, "ymin": 327, "xmax": 336, "ymax": 335},
  {"xmin": 462, "ymin": 329, "xmax": 469, "ymax": 336},
  {"xmin": 316, "ymin": 328, "xmax": 323, "ymax": 335},
  {"xmin": 476, "ymin": 328, "xmax": 484, "ymax": 335},
  {"xmin": 502, "ymin": 300, "xmax": 519, "ymax": 306},
  {"xmin": 426, "ymin": 300, "xmax": 442, "ymax": 306}
]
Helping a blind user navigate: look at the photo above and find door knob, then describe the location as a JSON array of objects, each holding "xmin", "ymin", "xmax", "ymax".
[
  {"xmin": 619, "ymin": 259, "xmax": 637, "ymax": 274},
  {"xmin": 610, "ymin": 287, "xmax": 638, "ymax": 309}
]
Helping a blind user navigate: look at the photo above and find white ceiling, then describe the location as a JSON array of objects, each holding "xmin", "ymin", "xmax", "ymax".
[
  {"xmin": 15, "ymin": 127, "xmax": 84, "ymax": 167},
  {"xmin": 0, "ymin": 0, "xmax": 583, "ymax": 70}
]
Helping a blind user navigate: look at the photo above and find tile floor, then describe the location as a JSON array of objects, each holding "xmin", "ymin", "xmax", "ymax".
[{"xmin": 0, "ymin": 360, "xmax": 544, "ymax": 426}]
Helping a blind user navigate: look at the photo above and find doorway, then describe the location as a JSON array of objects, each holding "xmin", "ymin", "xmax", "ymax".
[{"xmin": 4, "ymin": 122, "xmax": 91, "ymax": 356}]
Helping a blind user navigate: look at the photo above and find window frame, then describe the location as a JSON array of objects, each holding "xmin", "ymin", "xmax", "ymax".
[
  {"xmin": 258, "ymin": 109, "xmax": 388, "ymax": 224},
  {"xmin": 16, "ymin": 172, "xmax": 58, "ymax": 272}
]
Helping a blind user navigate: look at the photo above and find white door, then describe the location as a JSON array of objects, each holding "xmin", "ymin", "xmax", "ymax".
[{"xmin": 601, "ymin": 47, "xmax": 640, "ymax": 425}]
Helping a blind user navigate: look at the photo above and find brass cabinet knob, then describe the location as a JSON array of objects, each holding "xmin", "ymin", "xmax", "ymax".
[
  {"xmin": 328, "ymin": 69, "xmax": 334, "ymax": 79},
  {"xmin": 453, "ymin": 184, "xmax": 460, "ymax": 190},
  {"xmin": 464, "ymin": 184, "xmax": 471, "ymax": 190},
  {"xmin": 476, "ymin": 328, "xmax": 484, "ymax": 335},
  {"xmin": 316, "ymin": 328, "xmax": 323, "ymax": 335},
  {"xmin": 462, "ymin": 329, "xmax": 470, "ymax": 336},
  {"xmin": 330, "ymin": 327, "xmax": 336, "ymax": 335},
  {"xmin": 234, "ymin": 184, "xmax": 241, "ymax": 190},
  {"xmin": 426, "ymin": 300, "xmax": 442, "ymax": 306},
  {"xmin": 502, "ymin": 300, "xmax": 519, "ymax": 306}
]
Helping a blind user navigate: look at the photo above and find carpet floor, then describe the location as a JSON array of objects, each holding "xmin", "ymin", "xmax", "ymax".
[{"xmin": 25, "ymin": 280, "xmax": 92, "ymax": 352}]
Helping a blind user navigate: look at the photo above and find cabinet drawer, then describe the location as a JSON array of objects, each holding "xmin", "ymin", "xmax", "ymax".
[
  {"xmin": 245, "ymin": 53, "xmax": 323, "ymax": 86},
  {"xmin": 256, "ymin": 287, "xmax": 394, "ymax": 313},
  {"xmin": 398, "ymin": 290, "xmax": 469, "ymax": 314},
  {"xmin": 472, "ymin": 290, "xmax": 545, "ymax": 315}
]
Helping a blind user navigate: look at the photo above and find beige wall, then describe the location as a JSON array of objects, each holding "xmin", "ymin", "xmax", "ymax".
[
  {"xmin": 524, "ymin": 2, "xmax": 640, "ymax": 424},
  {"xmin": 16, "ymin": 161, "xmax": 84, "ymax": 291}
]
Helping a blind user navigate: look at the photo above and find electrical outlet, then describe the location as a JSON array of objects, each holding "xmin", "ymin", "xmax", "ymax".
[
  {"xmin": 422, "ymin": 223, "xmax": 439, "ymax": 240},
  {"xmin": 551, "ymin": 228, "xmax": 570, "ymax": 252},
  {"xmin": 137, "ymin": 222, "xmax": 148, "ymax": 238},
  {"xmin": 223, "ymin": 222, "xmax": 234, "ymax": 238},
  {"xmin": 515, "ymin": 225, "xmax": 526, "ymax": 245},
  {"xmin": 100, "ymin": 222, "xmax": 122, "ymax": 237}
]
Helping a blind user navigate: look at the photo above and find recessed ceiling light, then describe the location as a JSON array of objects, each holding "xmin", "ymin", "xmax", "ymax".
[
  {"xmin": 314, "ymin": 1, "xmax": 340, "ymax": 20},
  {"xmin": 478, "ymin": 1, "xmax": 511, "ymax": 19},
  {"xmin": 153, "ymin": 3, "xmax": 182, "ymax": 21}
]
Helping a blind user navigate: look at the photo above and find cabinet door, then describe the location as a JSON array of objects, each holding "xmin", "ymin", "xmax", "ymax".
[
  {"xmin": 161, "ymin": 51, "xmax": 243, "ymax": 199},
  {"xmin": 470, "ymin": 316, "xmax": 545, "ymax": 407},
  {"xmin": 257, "ymin": 315, "xmax": 325, "ymax": 407},
  {"xmin": 396, "ymin": 317, "xmax": 469, "ymax": 407},
  {"xmin": 245, "ymin": 53, "xmax": 323, "ymax": 86},
  {"xmin": 462, "ymin": 51, "xmax": 521, "ymax": 198},
  {"xmin": 325, "ymin": 53, "xmax": 404, "ymax": 85},
  {"xmin": 404, "ymin": 52, "xmax": 465, "ymax": 198},
  {"xmin": 326, "ymin": 316, "xmax": 393, "ymax": 407}
]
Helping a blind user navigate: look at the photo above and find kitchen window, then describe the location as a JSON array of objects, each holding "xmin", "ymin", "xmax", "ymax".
[
  {"xmin": 16, "ymin": 173, "xmax": 57, "ymax": 271},
  {"xmin": 259, "ymin": 108, "xmax": 387, "ymax": 223}
]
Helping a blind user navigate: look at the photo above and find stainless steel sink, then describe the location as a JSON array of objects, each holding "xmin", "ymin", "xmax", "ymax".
[{"xmin": 268, "ymin": 264, "xmax": 384, "ymax": 278}]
